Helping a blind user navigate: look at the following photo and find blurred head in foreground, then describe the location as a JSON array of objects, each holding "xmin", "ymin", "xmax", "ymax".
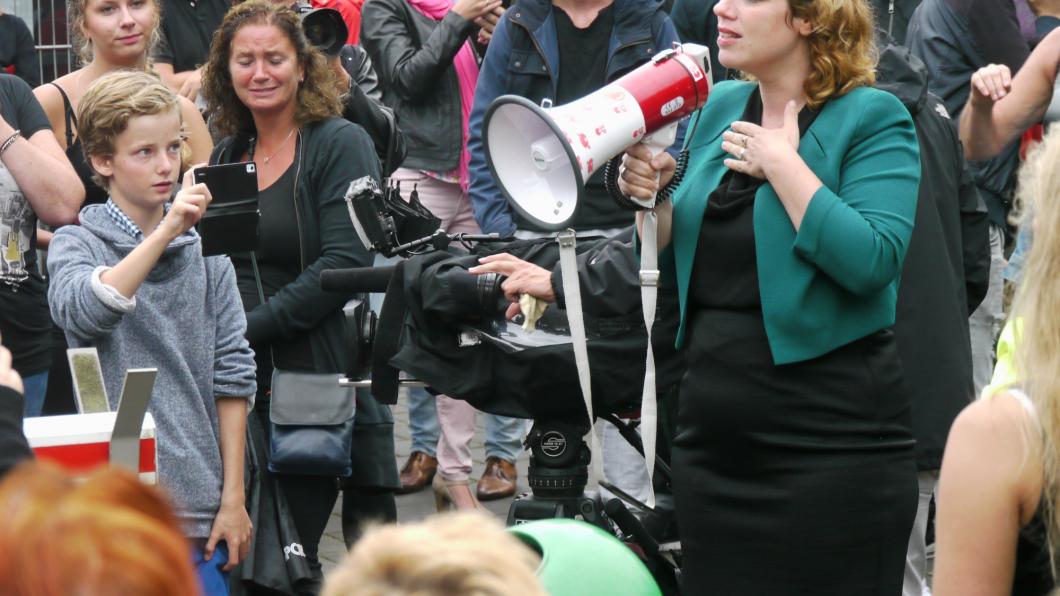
[
  {"xmin": 0, "ymin": 462, "xmax": 198, "ymax": 596},
  {"xmin": 322, "ymin": 511, "xmax": 547, "ymax": 596}
]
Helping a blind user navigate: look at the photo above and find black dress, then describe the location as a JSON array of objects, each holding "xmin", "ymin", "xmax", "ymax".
[{"xmin": 671, "ymin": 90, "xmax": 918, "ymax": 594}]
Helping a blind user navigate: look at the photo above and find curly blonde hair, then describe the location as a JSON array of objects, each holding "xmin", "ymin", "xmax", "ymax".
[
  {"xmin": 794, "ymin": 0, "xmax": 877, "ymax": 107},
  {"xmin": 67, "ymin": 0, "xmax": 163, "ymax": 66},
  {"xmin": 201, "ymin": 0, "xmax": 342, "ymax": 137}
]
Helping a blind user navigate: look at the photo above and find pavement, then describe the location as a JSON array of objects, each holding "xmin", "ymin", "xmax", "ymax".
[{"xmin": 317, "ymin": 393, "xmax": 532, "ymax": 572}]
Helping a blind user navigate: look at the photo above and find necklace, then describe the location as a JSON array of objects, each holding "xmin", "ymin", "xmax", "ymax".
[{"xmin": 258, "ymin": 127, "xmax": 296, "ymax": 164}]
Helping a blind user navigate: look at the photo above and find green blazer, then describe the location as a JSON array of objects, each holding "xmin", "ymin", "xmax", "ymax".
[{"xmin": 668, "ymin": 81, "xmax": 921, "ymax": 364}]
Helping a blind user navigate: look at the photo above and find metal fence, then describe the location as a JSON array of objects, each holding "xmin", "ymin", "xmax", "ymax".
[{"xmin": 2, "ymin": 0, "xmax": 75, "ymax": 85}]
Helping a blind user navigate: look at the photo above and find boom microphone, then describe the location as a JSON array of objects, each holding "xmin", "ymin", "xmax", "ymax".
[{"xmin": 320, "ymin": 266, "xmax": 395, "ymax": 294}]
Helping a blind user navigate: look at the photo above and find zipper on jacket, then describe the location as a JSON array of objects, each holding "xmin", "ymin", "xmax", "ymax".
[{"xmin": 292, "ymin": 129, "xmax": 306, "ymax": 271}]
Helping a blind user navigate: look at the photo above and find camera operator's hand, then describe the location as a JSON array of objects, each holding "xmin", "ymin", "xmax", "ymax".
[
  {"xmin": 618, "ymin": 142, "xmax": 676, "ymax": 202},
  {"xmin": 0, "ymin": 345, "xmax": 24, "ymax": 396},
  {"xmin": 453, "ymin": 0, "xmax": 502, "ymax": 22},
  {"xmin": 470, "ymin": 253, "xmax": 555, "ymax": 320},
  {"xmin": 158, "ymin": 166, "xmax": 212, "ymax": 242}
]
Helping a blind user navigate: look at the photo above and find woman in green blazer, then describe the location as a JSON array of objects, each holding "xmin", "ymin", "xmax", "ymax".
[{"xmin": 620, "ymin": 0, "xmax": 921, "ymax": 592}]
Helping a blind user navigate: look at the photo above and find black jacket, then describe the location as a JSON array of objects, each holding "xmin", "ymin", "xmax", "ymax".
[
  {"xmin": 212, "ymin": 118, "xmax": 398, "ymax": 489},
  {"xmin": 339, "ymin": 44, "xmax": 408, "ymax": 175},
  {"xmin": 0, "ymin": 385, "xmax": 31, "ymax": 479},
  {"xmin": 877, "ymin": 43, "xmax": 991, "ymax": 471},
  {"xmin": 360, "ymin": 0, "xmax": 480, "ymax": 172}
]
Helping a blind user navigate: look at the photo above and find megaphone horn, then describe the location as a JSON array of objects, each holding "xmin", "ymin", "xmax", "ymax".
[{"xmin": 484, "ymin": 43, "xmax": 713, "ymax": 230}]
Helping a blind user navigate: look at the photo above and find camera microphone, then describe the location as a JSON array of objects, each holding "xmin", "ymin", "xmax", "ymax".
[{"xmin": 320, "ymin": 266, "xmax": 396, "ymax": 294}]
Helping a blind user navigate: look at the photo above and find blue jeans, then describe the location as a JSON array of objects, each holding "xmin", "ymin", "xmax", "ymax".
[
  {"xmin": 406, "ymin": 388, "xmax": 524, "ymax": 461},
  {"xmin": 22, "ymin": 371, "xmax": 48, "ymax": 418},
  {"xmin": 192, "ymin": 541, "xmax": 229, "ymax": 596}
]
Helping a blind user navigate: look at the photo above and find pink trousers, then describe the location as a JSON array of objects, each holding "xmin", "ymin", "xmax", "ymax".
[{"xmin": 392, "ymin": 168, "xmax": 479, "ymax": 481}]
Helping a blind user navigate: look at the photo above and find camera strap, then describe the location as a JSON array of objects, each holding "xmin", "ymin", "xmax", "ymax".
[
  {"xmin": 638, "ymin": 210, "xmax": 660, "ymax": 510},
  {"xmin": 556, "ymin": 229, "xmax": 603, "ymax": 485}
]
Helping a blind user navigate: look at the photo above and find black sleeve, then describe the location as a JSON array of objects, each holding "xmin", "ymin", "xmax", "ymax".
[
  {"xmin": 1, "ymin": 74, "xmax": 51, "ymax": 137},
  {"xmin": 340, "ymin": 44, "xmax": 408, "ymax": 175},
  {"xmin": 968, "ymin": 0, "xmax": 1029, "ymax": 70},
  {"xmin": 11, "ymin": 17, "xmax": 40, "ymax": 88},
  {"xmin": 153, "ymin": 27, "xmax": 175, "ymax": 65},
  {"xmin": 957, "ymin": 149, "xmax": 991, "ymax": 313},
  {"xmin": 0, "ymin": 386, "xmax": 32, "ymax": 480},
  {"xmin": 360, "ymin": 0, "xmax": 477, "ymax": 101}
]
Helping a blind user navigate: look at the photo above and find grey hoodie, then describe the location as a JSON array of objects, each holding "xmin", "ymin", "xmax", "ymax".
[{"xmin": 47, "ymin": 203, "xmax": 257, "ymax": 538}]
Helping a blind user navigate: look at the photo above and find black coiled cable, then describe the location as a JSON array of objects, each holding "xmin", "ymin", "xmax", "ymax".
[{"xmin": 603, "ymin": 147, "xmax": 690, "ymax": 211}]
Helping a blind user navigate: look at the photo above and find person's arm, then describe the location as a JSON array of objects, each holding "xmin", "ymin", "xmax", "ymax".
[
  {"xmin": 178, "ymin": 97, "xmax": 212, "ymax": 168},
  {"xmin": 205, "ymin": 396, "xmax": 251, "ymax": 570},
  {"xmin": 244, "ymin": 123, "xmax": 380, "ymax": 344},
  {"xmin": 98, "ymin": 172, "xmax": 211, "ymax": 297},
  {"xmin": 48, "ymin": 172, "xmax": 210, "ymax": 340},
  {"xmin": 360, "ymin": 0, "xmax": 497, "ymax": 102},
  {"xmin": 467, "ymin": 14, "xmax": 516, "ymax": 235},
  {"xmin": 203, "ymin": 257, "xmax": 255, "ymax": 569},
  {"xmin": 1, "ymin": 78, "xmax": 83, "ymax": 225},
  {"xmin": 155, "ymin": 63, "xmax": 204, "ymax": 102},
  {"xmin": 334, "ymin": 46, "xmax": 407, "ymax": 175},
  {"xmin": 0, "ymin": 346, "xmax": 31, "ymax": 480},
  {"xmin": 933, "ymin": 394, "xmax": 1041, "ymax": 596},
  {"xmin": 959, "ymin": 28, "xmax": 1060, "ymax": 160}
]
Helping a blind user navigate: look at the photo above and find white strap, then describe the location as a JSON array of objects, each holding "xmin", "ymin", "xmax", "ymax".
[
  {"xmin": 557, "ymin": 229, "xmax": 603, "ymax": 483},
  {"xmin": 639, "ymin": 210, "xmax": 659, "ymax": 509}
]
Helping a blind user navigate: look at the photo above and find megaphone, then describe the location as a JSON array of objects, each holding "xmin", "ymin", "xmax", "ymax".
[{"xmin": 484, "ymin": 43, "xmax": 712, "ymax": 230}]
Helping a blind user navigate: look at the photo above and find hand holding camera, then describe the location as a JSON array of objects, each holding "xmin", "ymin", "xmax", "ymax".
[{"xmin": 159, "ymin": 166, "xmax": 212, "ymax": 242}]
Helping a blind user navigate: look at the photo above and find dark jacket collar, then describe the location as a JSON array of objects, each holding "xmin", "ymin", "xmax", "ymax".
[{"xmin": 508, "ymin": 0, "xmax": 663, "ymax": 48}]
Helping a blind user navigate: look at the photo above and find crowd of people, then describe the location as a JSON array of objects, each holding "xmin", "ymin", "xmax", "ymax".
[{"xmin": 1, "ymin": 0, "xmax": 1059, "ymax": 593}]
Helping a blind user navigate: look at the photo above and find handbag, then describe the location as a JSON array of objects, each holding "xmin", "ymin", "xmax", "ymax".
[
  {"xmin": 268, "ymin": 368, "xmax": 356, "ymax": 477},
  {"xmin": 250, "ymin": 253, "xmax": 357, "ymax": 477}
]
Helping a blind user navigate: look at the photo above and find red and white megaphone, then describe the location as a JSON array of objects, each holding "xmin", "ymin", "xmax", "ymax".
[{"xmin": 484, "ymin": 43, "xmax": 712, "ymax": 230}]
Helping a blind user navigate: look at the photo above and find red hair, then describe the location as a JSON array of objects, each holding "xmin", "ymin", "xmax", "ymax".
[{"xmin": 0, "ymin": 463, "xmax": 198, "ymax": 596}]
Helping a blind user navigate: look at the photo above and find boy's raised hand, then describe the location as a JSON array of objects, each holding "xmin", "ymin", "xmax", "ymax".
[{"xmin": 159, "ymin": 166, "xmax": 212, "ymax": 241}]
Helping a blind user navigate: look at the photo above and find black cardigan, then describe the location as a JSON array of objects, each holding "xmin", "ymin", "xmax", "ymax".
[{"xmin": 211, "ymin": 117, "xmax": 380, "ymax": 374}]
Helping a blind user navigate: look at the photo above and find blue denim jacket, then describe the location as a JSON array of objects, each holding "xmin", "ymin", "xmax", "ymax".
[{"xmin": 467, "ymin": 0, "xmax": 682, "ymax": 235}]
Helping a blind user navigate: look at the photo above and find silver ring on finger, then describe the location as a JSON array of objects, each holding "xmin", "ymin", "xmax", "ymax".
[
  {"xmin": 741, "ymin": 135, "xmax": 748, "ymax": 147},
  {"xmin": 739, "ymin": 147, "xmax": 747, "ymax": 160}
]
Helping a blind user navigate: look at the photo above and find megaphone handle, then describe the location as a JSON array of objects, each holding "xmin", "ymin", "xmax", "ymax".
[{"xmin": 633, "ymin": 122, "xmax": 680, "ymax": 209}]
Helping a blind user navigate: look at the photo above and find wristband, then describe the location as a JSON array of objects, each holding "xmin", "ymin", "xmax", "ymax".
[{"xmin": 0, "ymin": 130, "xmax": 21, "ymax": 158}]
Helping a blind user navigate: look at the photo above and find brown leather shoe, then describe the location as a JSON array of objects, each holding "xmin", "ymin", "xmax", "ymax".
[
  {"xmin": 398, "ymin": 451, "xmax": 437, "ymax": 495},
  {"xmin": 476, "ymin": 456, "xmax": 517, "ymax": 501}
]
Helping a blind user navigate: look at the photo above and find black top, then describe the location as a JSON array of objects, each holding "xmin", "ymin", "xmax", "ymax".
[
  {"xmin": 50, "ymin": 83, "xmax": 109, "ymax": 207},
  {"xmin": 154, "ymin": 0, "xmax": 228, "ymax": 73},
  {"xmin": 553, "ymin": 4, "xmax": 628, "ymax": 233},
  {"xmin": 690, "ymin": 87, "xmax": 818, "ymax": 310},
  {"xmin": 232, "ymin": 158, "xmax": 315, "ymax": 372},
  {"xmin": 1014, "ymin": 506, "xmax": 1054, "ymax": 596},
  {"xmin": 0, "ymin": 14, "xmax": 40, "ymax": 88},
  {"xmin": 0, "ymin": 75, "xmax": 55, "ymax": 376}
]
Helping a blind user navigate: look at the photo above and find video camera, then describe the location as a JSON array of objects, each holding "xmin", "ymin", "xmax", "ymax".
[{"xmin": 324, "ymin": 176, "xmax": 683, "ymax": 593}]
